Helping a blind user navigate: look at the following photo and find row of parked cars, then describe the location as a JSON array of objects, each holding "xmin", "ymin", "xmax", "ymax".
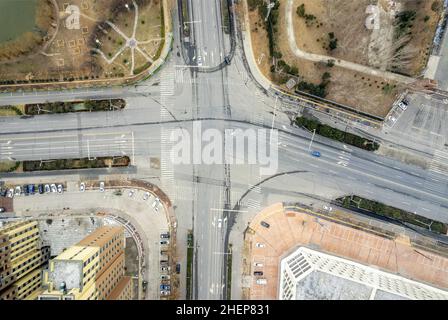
[
  {"xmin": 160, "ymin": 232, "xmax": 171, "ymax": 296},
  {"xmin": 0, "ymin": 183, "xmax": 64, "ymax": 198},
  {"xmin": 128, "ymin": 189, "xmax": 162, "ymax": 212}
]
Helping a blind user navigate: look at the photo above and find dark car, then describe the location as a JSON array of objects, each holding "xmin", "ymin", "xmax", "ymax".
[
  {"xmin": 23, "ymin": 185, "xmax": 30, "ymax": 196},
  {"xmin": 0, "ymin": 189, "xmax": 7, "ymax": 197},
  {"xmin": 160, "ymin": 233, "xmax": 170, "ymax": 239},
  {"xmin": 311, "ymin": 151, "xmax": 321, "ymax": 158},
  {"xmin": 176, "ymin": 263, "xmax": 181, "ymax": 274},
  {"xmin": 38, "ymin": 184, "xmax": 44, "ymax": 194},
  {"xmin": 224, "ymin": 56, "xmax": 231, "ymax": 65},
  {"xmin": 260, "ymin": 221, "xmax": 270, "ymax": 228},
  {"xmin": 28, "ymin": 184, "xmax": 35, "ymax": 195},
  {"xmin": 254, "ymin": 271, "xmax": 263, "ymax": 276}
]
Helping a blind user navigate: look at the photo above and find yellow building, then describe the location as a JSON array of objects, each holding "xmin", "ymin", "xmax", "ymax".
[
  {"xmin": 39, "ymin": 226, "xmax": 132, "ymax": 300},
  {"xmin": 0, "ymin": 221, "xmax": 50, "ymax": 300}
]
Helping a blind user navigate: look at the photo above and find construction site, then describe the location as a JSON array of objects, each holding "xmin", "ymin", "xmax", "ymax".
[
  {"xmin": 0, "ymin": 0, "xmax": 164, "ymax": 86},
  {"xmin": 241, "ymin": 203, "xmax": 448, "ymax": 300},
  {"xmin": 244, "ymin": 0, "xmax": 443, "ymax": 118}
]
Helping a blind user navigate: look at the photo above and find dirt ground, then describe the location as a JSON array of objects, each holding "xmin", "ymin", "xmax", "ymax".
[
  {"xmin": 0, "ymin": 0, "xmax": 163, "ymax": 84},
  {"xmin": 245, "ymin": 0, "xmax": 441, "ymax": 117}
]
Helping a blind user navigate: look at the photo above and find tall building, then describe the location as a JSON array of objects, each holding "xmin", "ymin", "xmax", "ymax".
[
  {"xmin": 38, "ymin": 226, "xmax": 132, "ymax": 300},
  {"xmin": 0, "ymin": 220, "xmax": 50, "ymax": 300}
]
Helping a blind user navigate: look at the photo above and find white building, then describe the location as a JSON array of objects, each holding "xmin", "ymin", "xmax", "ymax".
[{"xmin": 279, "ymin": 247, "xmax": 448, "ymax": 300}]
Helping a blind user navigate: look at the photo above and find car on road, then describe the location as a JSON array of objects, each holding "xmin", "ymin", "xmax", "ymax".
[
  {"xmin": 323, "ymin": 205, "xmax": 333, "ymax": 212},
  {"xmin": 260, "ymin": 221, "xmax": 270, "ymax": 228},
  {"xmin": 311, "ymin": 151, "xmax": 321, "ymax": 158},
  {"xmin": 160, "ymin": 233, "xmax": 170, "ymax": 239},
  {"xmin": 143, "ymin": 192, "xmax": 150, "ymax": 200},
  {"xmin": 128, "ymin": 189, "xmax": 135, "ymax": 198},
  {"xmin": 38, "ymin": 184, "xmax": 44, "ymax": 194},
  {"xmin": 254, "ymin": 271, "xmax": 263, "ymax": 276},
  {"xmin": 254, "ymin": 262, "xmax": 264, "ymax": 267},
  {"xmin": 0, "ymin": 207, "xmax": 5, "ymax": 213},
  {"xmin": 99, "ymin": 182, "xmax": 105, "ymax": 192},
  {"xmin": 7, "ymin": 189, "xmax": 14, "ymax": 198},
  {"xmin": 57, "ymin": 184, "xmax": 63, "ymax": 194},
  {"xmin": 217, "ymin": 218, "xmax": 222, "ymax": 228},
  {"xmin": 255, "ymin": 243, "xmax": 265, "ymax": 248},
  {"xmin": 44, "ymin": 184, "xmax": 51, "ymax": 193},
  {"xmin": 14, "ymin": 186, "xmax": 21, "ymax": 196},
  {"xmin": 224, "ymin": 56, "xmax": 231, "ymax": 65},
  {"xmin": 80, "ymin": 183, "xmax": 85, "ymax": 192},
  {"xmin": 50, "ymin": 184, "xmax": 57, "ymax": 193},
  {"xmin": 160, "ymin": 240, "xmax": 170, "ymax": 245},
  {"xmin": 176, "ymin": 263, "xmax": 181, "ymax": 274}
]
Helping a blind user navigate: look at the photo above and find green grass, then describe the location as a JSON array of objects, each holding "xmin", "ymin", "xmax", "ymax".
[
  {"xmin": 186, "ymin": 231, "xmax": 193, "ymax": 300},
  {"xmin": 338, "ymin": 195, "xmax": 448, "ymax": 235}
]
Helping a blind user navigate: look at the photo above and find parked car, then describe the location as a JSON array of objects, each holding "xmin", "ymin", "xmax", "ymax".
[
  {"xmin": 160, "ymin": 290, "xmax": 170, "ymax": 296},
  {"xmin": 176, "ymin": 263, "xmax": 181, "ymax": 274},
  {"xmin": 260, "ymin": 221, "xmax": 270, "ymax": 228},
  {"xmin": 38, "ymin": 184, "xmax": 44, "ymax": 194},
  {"xmin": 0, "ymin": 207, "xmax": 5, "ymax": 213},
  {"xmin": 79, "ymin": 182, "xmax": 85, "ymax": 192},
  {"xmin": 7, "ymin": 189, "xmax": 14, "ymax": 198},
  {"xmin": 160, "ymin": 233, "xmax": 170, "ymax": 239},
  {"xmin": 50, "ymin": 184, "xmax": 57, "ymax": 193},
  {"xmin": 323, "ymin": 205, "xmax": 333, "ymax": 212},
  {"xmin": 255, "ymin": 243, "xmax": 265, "ymax": 248},
  {"xmin": 44, "ymin": 184, "xmax": 51, "ymax": 193},
  {"xmin": 143, "ymin": 192, "xmax": 150, "ymax": 200},
  {"xmin": 161, "ymin": 275, "xmax": 170, "ymax": 280},
  {"xmin": 99, "ymin": 182, "xmax": 105, "ymax": 192},
  {"xmin": 256, "ymin": 279, "xmax": 267, "ymax": 285},
  {"xmin": 254, "ymin": 262, "xmax": 264, "ymax": 267},
  {"xmin": 23, "ymin": 185, "xmax": 30, "ymax": 196},
  {"xmin": 160, "ymin": 240, "xmax": 170, "ymax": 245},
  {"xmin": 217, "ymin": 218, "xmax": 222, "ymax": 228},
  {"xmin": 0, "ymin": 189, "xmax": 7, "ymax": 197},
  {"xmin": 57, "ymin": 184, "xmax": 63, "ymax": 194},
  {"xmin": 128, "ymin": 189, "xmax": 135, "ymax": 198},
  {"xmin": 28, "ymin": 184, "xmax": 35, "ymax": 195},
  {"xmin": 160, "ymin": 284, "xmax": 171, "ymax": 290},
  {"xmin": 254, "ymin": 271, "xmax": 263, "ymax": 276},
  {"xmin": 14, "ymin": 186, "xmax": 21, "ymax": 196},
  {"xmin": 311, "ymin": 151, "xmax": 321, "ymax": 158},
  {"xmin": 160, "ymin": 266, "xmax": 171, "ymax": 272}
]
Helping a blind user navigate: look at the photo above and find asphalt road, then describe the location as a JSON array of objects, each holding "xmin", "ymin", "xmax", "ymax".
[{"xmin": 1, "ymin": 0, "xmax": 448, "ymax": 301}]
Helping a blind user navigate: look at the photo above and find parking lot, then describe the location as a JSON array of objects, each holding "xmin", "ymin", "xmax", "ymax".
[
  {"xmin": 383, "ymin": 92, "xmax": 448, "ymax": 153},
  {"xmin": 8, "ymin": 179, "xmax": 173, "ymax": 300}
]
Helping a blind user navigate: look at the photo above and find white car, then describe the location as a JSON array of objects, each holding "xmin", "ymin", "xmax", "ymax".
[
  {"xmin": 57, "ymin": 184, "xmax": 63, "ymax": 194},
  {"xmin": 143, "ymin": 192, "xmax": 150, "ymax": 200},
  {"xmin": 255, "ymin": 243, "xmax": 265, "ymax": 248},
  {"xmin": 323, "ymin": 205, "xmax": 333, "ymax": 212},
  {"xmin": 99, "ymin": 182, "xmax": 105, "ymax": 192},
  {"xmin": 197, "ymin": 55, "xmax": 203, "ymax": 66},
  {"xmin": 44, "ymin": 184, "xmax": 51, "ymax": 193},
  {"xmin": 14, "ymin": 186, "xmax": 21, "ymax": 196},
  {"xmin": 128, "ymin": 189, "xmax": 135, "ymax": 198},
  {"xmin": 217, "ymin": 218, "xmax": 222, "ymax": 228},
  {"xmin": 161, "ymin": 275, "xmax": 171, "ymax": 280},
  {"xmin": 254, "ymin": 262, "xmax": 264, "ymax": 267},
  {"xmin": 7, "ymin": 189, "xmax": 14, "ymax": 198},
  {"xmin": 398, "ymin": 101, "xmax": 408, "ymax": 111},
  {"xmin": 50, "ymin": 184, "xmax": 57, "ymax": 193},
  {"xmin": 80, "ymin": 182, "xmax": 85, "ymax": 192}
]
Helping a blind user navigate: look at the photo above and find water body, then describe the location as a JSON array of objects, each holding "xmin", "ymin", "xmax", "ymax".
[{"xmin": 0, "ymin": 0, "xmax": 38, "ymax": 43}]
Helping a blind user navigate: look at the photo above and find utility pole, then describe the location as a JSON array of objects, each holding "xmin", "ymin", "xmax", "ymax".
[{"xmin": 308, "ymin": 129, "xmax": 316, "ymax": 152}]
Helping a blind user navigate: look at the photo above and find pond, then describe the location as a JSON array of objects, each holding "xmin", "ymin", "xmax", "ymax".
[{"xmin": 0, "ymin": 0, "xmax": 38, "ymax": 43}]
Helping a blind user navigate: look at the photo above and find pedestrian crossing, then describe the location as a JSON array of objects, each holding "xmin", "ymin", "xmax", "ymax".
[{"xmin": 429, "ymin": 149, "xmax": 448, "ymax": 175}]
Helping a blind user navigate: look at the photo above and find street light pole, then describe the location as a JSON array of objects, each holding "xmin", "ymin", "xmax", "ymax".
[{"xmin": 308, "ymin": 129, "xmax": 316, "ymax": 152}]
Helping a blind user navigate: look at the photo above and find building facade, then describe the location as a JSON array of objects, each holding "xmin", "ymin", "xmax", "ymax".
[
  {"xmin": 0, "ymin": 220, "xmax": 50, "ymax": 300},
  {"xmin": 38, "ymin": 226, "xmax": 131, "ymax": 300}
]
